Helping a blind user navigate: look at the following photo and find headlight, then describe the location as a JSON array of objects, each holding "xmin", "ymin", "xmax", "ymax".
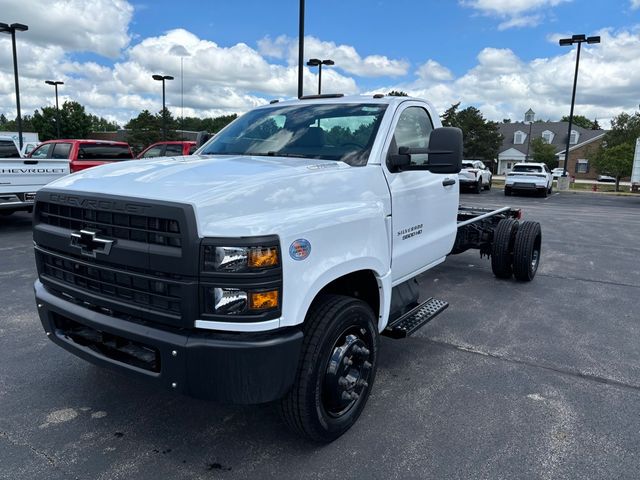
[
  {"xmin": 203, "ymin": 245, "xmax": 279, "ymax": 272},
  {"xmin": 208, "ymin": 287, "xmax": 280, "ymax": 315},
  {"xmin": 199, "ymin": 236, "xmax": 282, "ymax": 320}
]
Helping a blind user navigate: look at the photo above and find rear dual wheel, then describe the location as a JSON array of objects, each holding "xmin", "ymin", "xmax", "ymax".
[{"xmin": 491, "ymin": 219, "xmax": 541, "ymax": 281}]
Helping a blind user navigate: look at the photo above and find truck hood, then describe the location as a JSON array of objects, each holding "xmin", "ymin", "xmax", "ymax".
[{"xmin": 47, "ymin": 154, "xmax": 387, "ymax": 237}]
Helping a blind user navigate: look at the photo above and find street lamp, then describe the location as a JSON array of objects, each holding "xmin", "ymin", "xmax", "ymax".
[
  {"xmin": 45, "ymin": 80, "xmax": 64, "ymax": 139},
  {"xmin": 0, "ymin": 22, "xmax": 29, "ymax": 150},
  {"xmin": 298, "ymin": 0, "xmax": 305, "ymax": 98},
  {"xmin": 152, "ymin": 74, "xmax": 174, "ymax": 140},
  {"xmin": 169, "ymin": 45, "xmax": 191, "ymax": 139},
  {"xmin": 306, "ymin": 58, "xmax": 335, "ymax": 95},
  {"xmin": 558, "ymin": 33, "xmax": 600, "ymax": 177}
]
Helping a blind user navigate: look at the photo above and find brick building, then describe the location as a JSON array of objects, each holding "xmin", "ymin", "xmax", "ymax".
[{"xmin": 497, "ymin": 109, "xmax": 606, "ymax": 180}]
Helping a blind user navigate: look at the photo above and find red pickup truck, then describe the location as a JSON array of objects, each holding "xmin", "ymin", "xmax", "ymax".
[{"xmin": 29, "ymin": 139, "xmax": 134, "ymax": 173}]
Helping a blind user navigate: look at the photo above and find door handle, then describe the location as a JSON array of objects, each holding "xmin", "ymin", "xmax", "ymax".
[{"xmin": 442, "ymin": 178, "xmax": 456, "ymax": 186}]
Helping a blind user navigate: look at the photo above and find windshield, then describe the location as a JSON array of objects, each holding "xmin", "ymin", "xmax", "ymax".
[
  {"xmin": 462, "ymin": 161, "xmax": 475, "ymax": 168},
  {"xmin": 200, "ymin": 103, "xmax": 388, "ymax": 166},
  {"xmin": 513, "ymin": 165, "xmax": 543, "ymax": 173}
]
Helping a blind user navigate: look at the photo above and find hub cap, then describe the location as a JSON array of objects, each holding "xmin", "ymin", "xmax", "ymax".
[{"xmin": 322, "ymin": 328, "xmax": 373, "ymax": 418}]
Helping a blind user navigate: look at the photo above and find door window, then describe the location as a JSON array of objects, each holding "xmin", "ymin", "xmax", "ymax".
[
  {"xmin": 51, "ymin": 143, "xmax": 72, "ymax": 159},
  {"xmin": 30, "ymin": 144, "xmax": 52, "ymax": 159},
  {"xmin": 142, "ymin": 146, "xmax": 164, "ymax": 158},
  {"xmin": 390, "ymin": 107, "xmax": 433, "ymax": 167},
  {"xmin": 164, "ymin": 144, "xmax": 184, "ymax": 156}
]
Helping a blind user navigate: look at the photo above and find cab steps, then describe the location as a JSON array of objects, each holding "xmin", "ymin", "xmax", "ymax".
[{"xmin": 382, "ymin": 297, "xmax": 449, "ymax": 339}]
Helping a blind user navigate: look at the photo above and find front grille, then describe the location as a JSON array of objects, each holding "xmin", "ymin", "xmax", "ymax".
[
  {"xmin": 38, "ymin": 201, "xmax": 182, "ymax": 248},
  {"xmin": 38, "ymin": 248, "xmax": 182, "ymax": 316}
]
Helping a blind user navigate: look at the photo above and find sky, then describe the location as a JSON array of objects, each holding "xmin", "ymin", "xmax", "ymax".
[{"xmin": 1, "ymin": 0, "xmax": 639, "ymax": 129}]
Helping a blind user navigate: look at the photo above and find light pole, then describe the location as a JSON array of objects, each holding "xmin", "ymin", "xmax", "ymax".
[
  {"xmin": 169, "ymin": 45, "xmax": 190, "ymax": 139},
  {"xmin": 298, "ymin": 0, "xmax": 305, "ymax": 98},
  {"xmin": 558, "ymin": 34, "xmax": 600, "ymax": 177},
  {"xmin": 306, "ymin": 58, "xmax": 335, "ymax": 95},
  {"xmin": 45, "ymin": 80, "xmax": 64, "ymax": 139},
  {"xmin": 152, "ymin": 74, "xmax": 174, "ymax": 140},
  {"xmin": 0, "ymin": 22, "xmax": 28, "ymax": 150}
]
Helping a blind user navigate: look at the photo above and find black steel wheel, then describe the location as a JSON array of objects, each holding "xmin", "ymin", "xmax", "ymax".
[
  {"xmin": 491, "ymin": 218, "xmax": 519, "ymax": 279},
  {"xmin": 279, "ymin": 295, "xmax": 378, "ymax": 443},
  {"xmin": 513, "ymin": 221, "xmax": 542, "ymax": 281}
]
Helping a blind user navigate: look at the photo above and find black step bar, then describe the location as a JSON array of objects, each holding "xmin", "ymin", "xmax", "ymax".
[{"xmin": 382, "ymin": 297, "xmax": 449, "ymax": 339}]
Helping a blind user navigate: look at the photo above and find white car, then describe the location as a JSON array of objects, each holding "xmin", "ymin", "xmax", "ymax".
[
  {"xmin": 505, "ymin": 162, "xmax": 553, "ymax": 197},
  {"xmin": 551, "ymin": 168, "xmax": 565, "ymax": 179},
  {"xmin": 459, "ymin": 160, "xmax": 492, "ymax": 193}
]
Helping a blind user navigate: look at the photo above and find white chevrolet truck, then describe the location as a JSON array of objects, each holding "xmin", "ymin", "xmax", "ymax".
[
  {"xmin": 1, "ymin": 136, "xmax": 69, "ymax": 216},
  {"xmin": 33, "ymin": 95, "xmax": 541, "ymax": 442}
]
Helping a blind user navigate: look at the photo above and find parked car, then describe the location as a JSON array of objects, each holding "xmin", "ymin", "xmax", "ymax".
[
  {"xmin": 459, "ymin": 160, "xmax": 492, "ymax": 193},
  {"xmin": 29, "ymin": 139, "xmax": 134, "ymax": 173},
  {"xmin": 505, "ymin": 162, "xmax": 553, "ymax": 197},
  {"xmin": 21, "ymin": 141, "xmax": 41, "ymax": 157},
  {"xmin": 551, "ymin": 167, "xmax": 565, "ymax": 179},
  {"xmin": 137, "ymin": 141, "xmax": 197, "ymax": 159},
  {"xmin": 0, "ymin": 136, "xmax": 21, "ymax": 158},
  {"xmin": 597, "ymin": 174, "xmax": 616, "ymax": 183}
]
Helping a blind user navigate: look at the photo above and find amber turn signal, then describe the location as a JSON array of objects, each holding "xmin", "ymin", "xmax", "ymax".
[
  {"xmin": 249, "ymin": 290, "xmax": 279, "ymax": 310},
  {"xmin": 248, "ymin": 247, "xmax": 279, "ymax": 268}
]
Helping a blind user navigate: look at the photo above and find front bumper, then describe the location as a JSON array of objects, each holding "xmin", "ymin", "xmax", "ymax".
[
  {"xmin": 35, "ymin": 280, "xmax": 303, "ymax": 404},
  {"xmin": 505, "ymin": 180, "xmax": 546, "ymax": 190}
]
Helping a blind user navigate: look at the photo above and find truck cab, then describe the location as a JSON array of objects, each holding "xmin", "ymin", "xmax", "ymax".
[{"xmin": 33, "ymin": 95, "xmax": 539, "ymax": 442}]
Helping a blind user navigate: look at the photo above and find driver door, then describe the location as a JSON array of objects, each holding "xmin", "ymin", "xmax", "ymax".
[{"xmin": 382, "ymin": 103, "xmax": 459, "ymax": 284}]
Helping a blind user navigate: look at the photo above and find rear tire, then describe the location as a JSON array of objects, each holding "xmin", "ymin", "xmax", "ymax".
[
  {"xmin": 279, "ymin": 295, "xmax": 378, "ymax": 443},
  {"xmin": 491, "ymin": 218, "xmax": 519, "ymax": 279},
  {"xmin": 475, "ymin": 180, "xmax": 482, "ymax": 194},
  {"xmin": 513, "ymin": 221, "xmax": 542, "ymax": 281},
  {"xmin": 485, "ymin": 177, "xmax": 492, "ymax": 191},
  {"xmin": 504, "ymin": 187, "xmax": 512, "ymax": 196}
]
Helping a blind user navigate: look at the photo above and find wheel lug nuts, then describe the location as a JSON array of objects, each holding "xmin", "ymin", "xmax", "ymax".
[
  {"xmin": 338, "ymin": 376, "xmax": 348, "ymax": 387},
  {"xmin": 357, "ymin": 380, "xmax": 369, "ymax": 389},
  {"xmin": 363, "ymin": 361, "xmax": 372, "ymax": 369}
]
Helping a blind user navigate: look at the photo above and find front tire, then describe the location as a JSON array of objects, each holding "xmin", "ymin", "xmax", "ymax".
[
  {"xmin": 485, "ymin": 177, "xmax": 492, "ymax": 191},
  {"xmin": 475, "ymin": 179, "xmax": 482, "ymax": 194},
  {"xmin": 279, "ymin": 295, "xmax": 378, "ymax": 443}
]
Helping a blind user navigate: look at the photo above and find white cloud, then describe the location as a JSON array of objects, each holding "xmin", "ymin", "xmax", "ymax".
[
  {"xmin": 632, "ymin": 0, "xmax": 640, "ymax": 9},
  {"xmin": 258, "ymin": 35, "xmax": 409, "ymax": 77},
  {"xmin": 461, "ymin": 0, "xmax": 572, "ymax": 30},
  {"xmin": 0, "ymin": 0, "xmax": 133, "ymax": 58},
  {"xmin": 384, "ymin": 27, "xmax": 640, "ymax": 128},
  {"xmin": 416, "ymin": 60, "xmax": 453, "ymax": 82}
]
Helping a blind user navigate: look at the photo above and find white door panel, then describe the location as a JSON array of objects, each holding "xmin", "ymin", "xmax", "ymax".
[{"xmin": 381, "ymin": 103, "xmax": 459, "ymax": 283}]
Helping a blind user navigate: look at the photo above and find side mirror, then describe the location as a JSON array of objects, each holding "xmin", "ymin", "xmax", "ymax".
[
  {"xmin": 195, "ymin": 131, "xmax": 212, "ymax": 148},
  {"xmin": 426, "ymin": 127, "xmax": 462, "ymax": 174}
]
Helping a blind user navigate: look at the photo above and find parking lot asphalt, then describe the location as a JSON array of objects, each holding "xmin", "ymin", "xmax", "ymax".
[{"xmin": 1, "ymin": 189, "xmax": 640, "ymax": 480}]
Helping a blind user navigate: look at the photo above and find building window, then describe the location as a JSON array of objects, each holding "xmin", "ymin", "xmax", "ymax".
[
  {"xmin": 542, "ymin": 131, "xmax": 553, "ymax": 144},
  {"xmin": 514, "ymin": 131, "xmax": 525, "ymax": 144},
  {"xmin": 576, "ymin": 158, "xmax": 589, "ymax": 174},
  {"xmin": 570, "ymin": 130, "xmax": 579, "ymax": 145}
]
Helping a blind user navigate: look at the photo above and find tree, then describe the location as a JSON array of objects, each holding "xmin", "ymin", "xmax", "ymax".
[
  {"xmin": 560, "ymin": 115, "xmax": 594, "ymax": 130},
  {"xmin": 441, "ymin": 103, "xmax": 503, "ymax": 161},
  {"xmin": 588, "ymin": 111, "xmax": 639, "ymax": 191},
  {"xmin": 0, "ymin": 114, "xmax": 7, "ymax": 127},
  {"xmin": 387, "ymin": 90, "xmax": 408, "ymax": 97},
  {"xmin": 530, "ymin": 137, "xmax": 558, "ymax": 169},
  {"xmin": 592, "ymin": 118, "xmax": 601, "ymax": 130},
  {"xmin": 180, "ymin": 114, "xmax": 237, "ymax": 133},
  {"xmin": 502, "ymin": 118, "xmax": 511, "ymax": 123},
  {"xmin": 31, "ymin": 101, "xmax": 93, "ymax": 140},
  {"xmin": 89, "ymin": 114, "xmax": 119, "ymax": 132},
  {"xmin": 125, "ymin": 110, "xmax": 167, "ymax": 154},
  {"xmin": 591, "ymin": 143, "xmax": 634, "ymax": 191}
]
